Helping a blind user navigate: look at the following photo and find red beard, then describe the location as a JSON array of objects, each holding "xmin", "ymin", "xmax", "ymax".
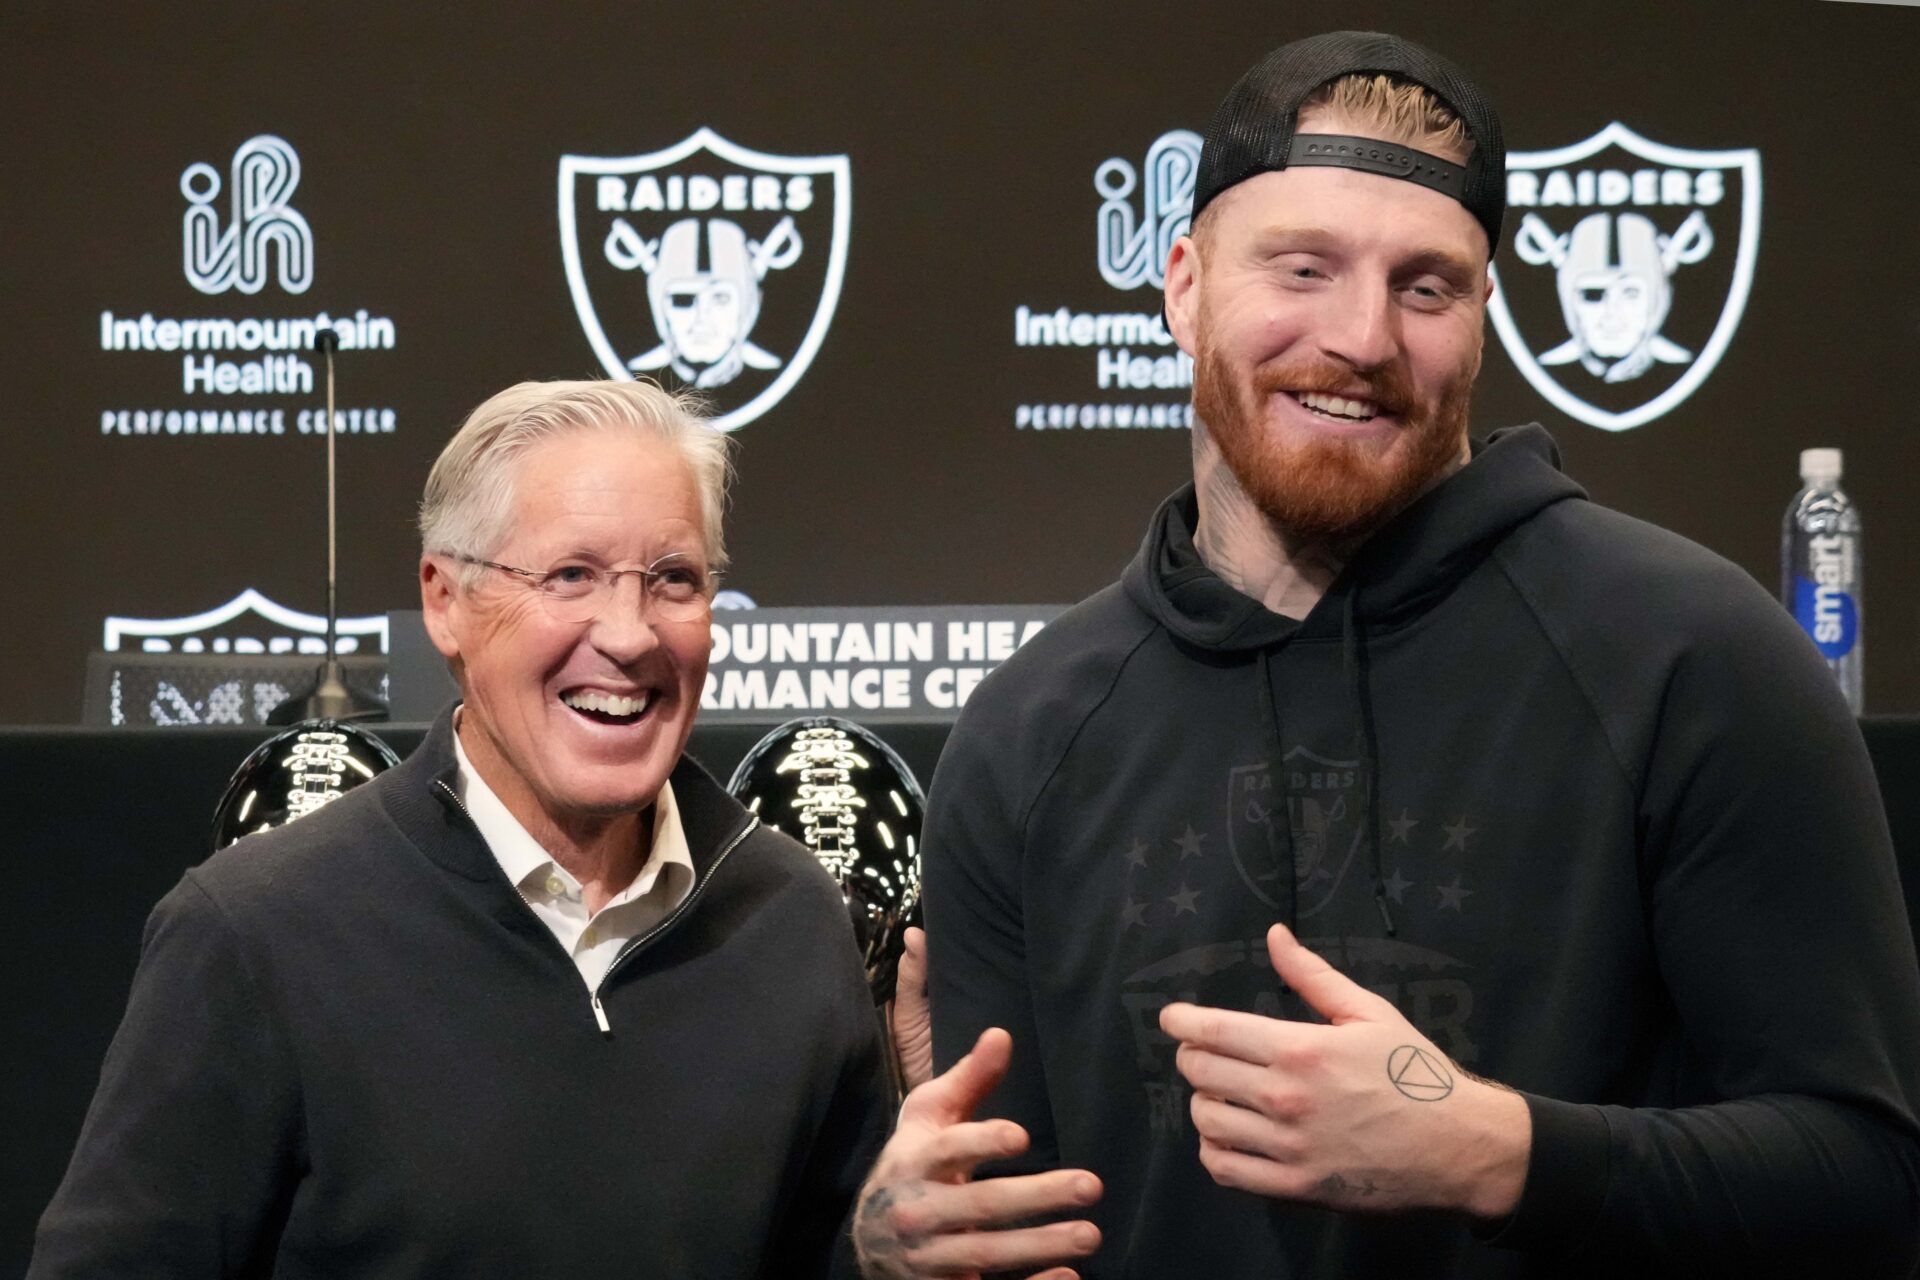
[{"xmin": 1192, "ymin": 330, "xmax": 1475, "ymax": 545}]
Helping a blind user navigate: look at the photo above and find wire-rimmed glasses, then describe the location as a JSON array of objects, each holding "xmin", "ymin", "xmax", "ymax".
[{"xmin": 459, "ymin": 554, "xmax": 718, "ymax": 625}]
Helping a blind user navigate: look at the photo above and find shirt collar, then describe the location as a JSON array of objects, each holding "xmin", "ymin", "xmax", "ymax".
[{"xmin": 451, "ymin": 709, "xmax": 694, "ymax": 899}]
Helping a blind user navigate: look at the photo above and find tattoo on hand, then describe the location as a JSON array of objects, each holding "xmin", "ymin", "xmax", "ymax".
[
  {"xmin": 1386, "ymin": 1044, "xmax": 1455, "ymax": 1101},
  {"xmin": 1318, "ymin": 1171, "xmax": 1382, "ymax": 1201},
  {"xmin": 854, "ymin": 1182, "xmax": 927, "ymax": 1268}
]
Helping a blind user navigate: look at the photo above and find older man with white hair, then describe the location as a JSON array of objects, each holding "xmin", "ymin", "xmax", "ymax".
[{"xmin": 32, "ymin": 380, "xmax": 894, "ymax": 1278}]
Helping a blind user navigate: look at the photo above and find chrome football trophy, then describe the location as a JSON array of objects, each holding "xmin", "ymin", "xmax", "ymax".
[
  {"xmin": 727, "ymin": 718, "xmax": 925, "ymax": 1092},
  {"xmin": 212, "ymin": 719, "xmax": 402, "ymax": 850}
]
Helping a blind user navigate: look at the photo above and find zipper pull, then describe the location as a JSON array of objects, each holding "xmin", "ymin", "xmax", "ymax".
[{"xmin": 591, "ymin": 993, "xmax": 612, "ymax": 1036}]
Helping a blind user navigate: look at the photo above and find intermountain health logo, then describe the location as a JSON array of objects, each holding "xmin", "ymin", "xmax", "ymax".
[
  {"xmin": 181, "ymin": 135, "xmax": 313, "ymax": 295},
  {"xmin": 559, "ymin": 129, "xmax": 850, "ymax": 433},
  {"xmin": 1010, "ymin": 129, "xmax": 1198, "ymax": 432},
  {"xmin": 1095, "ymin": 129, "xmax": 1201, "ymax": 291},
  {"xmin": 98, "ymin": 134, "xmax": 400, "ymax": 440},
  {"xmin": 1489, "ymin": 123, "xmax": 1761, "ymax": 432}
]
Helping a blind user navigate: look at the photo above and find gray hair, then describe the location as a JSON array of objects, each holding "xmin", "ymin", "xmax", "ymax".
[{"xmin": 419, "ymin": 379, "xmax": 733, "ymax": 588}]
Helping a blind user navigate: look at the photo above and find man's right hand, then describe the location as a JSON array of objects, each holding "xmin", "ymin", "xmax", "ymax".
[{"xmin": 853, "ymin": 1027, "xmax": 1102, "ymax": 1279}]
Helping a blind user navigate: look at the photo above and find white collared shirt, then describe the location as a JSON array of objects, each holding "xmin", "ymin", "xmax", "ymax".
[{"xmin": 453, "ymin": 719, "xmax": 694, "ymax": 991}]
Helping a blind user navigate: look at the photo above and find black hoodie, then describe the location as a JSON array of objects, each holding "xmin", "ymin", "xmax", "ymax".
[{"xmin": 923, "ymin": 426, "xmax": 1920, "ymax": 1278}]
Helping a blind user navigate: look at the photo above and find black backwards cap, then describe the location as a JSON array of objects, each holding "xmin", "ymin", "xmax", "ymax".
[{"xmin": 1192, "ymin": 30, "xmax": 1508, "ymax": 253}]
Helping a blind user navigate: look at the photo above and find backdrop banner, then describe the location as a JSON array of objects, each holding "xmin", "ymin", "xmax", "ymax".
[
  {"xmin": 702, "ymin": 604, "xmax": 1064, "ymax": 721},
  {"xmin": 3, "ymin": 3, "xmax": 1916, "ymax": 720}
]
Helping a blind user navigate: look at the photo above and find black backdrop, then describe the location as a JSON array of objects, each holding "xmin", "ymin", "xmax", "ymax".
[{"xmin": 3, "ymin": 0, "xmax": 1917, "ymax": 721}]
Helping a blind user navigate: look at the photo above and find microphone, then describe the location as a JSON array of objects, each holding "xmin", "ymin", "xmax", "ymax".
[{"xmin": 267, "ymin": 328, "xmax": 388, "ymax": 723}]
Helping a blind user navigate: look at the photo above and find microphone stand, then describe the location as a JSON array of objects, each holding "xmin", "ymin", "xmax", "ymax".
[{"xmin": 269, "ymin": 329, "xmax": 389, "ymax": 723}]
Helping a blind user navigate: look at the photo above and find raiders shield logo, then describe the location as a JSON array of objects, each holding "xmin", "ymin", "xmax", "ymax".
[
  {"xmin": 1226, "ymin": 748, "xmax": 1363, "ymax": 918},
  {"xmin": 103, "ymin": 588, "xmax": 387, "ymax": 655},
  {"xmin": 1488, "ymin": 123, "xmax": 1760, "ymax": 432},
  {"xmin": 559, "ymin": 129, "xmax": 850, "ymax": 432}
]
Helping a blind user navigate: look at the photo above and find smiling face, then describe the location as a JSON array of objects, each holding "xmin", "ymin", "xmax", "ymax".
[
  {"xmin": 1166, "ymin": 136, "xmax": 1490, "ymax": 543},
  {"xmin": 421, "ymin": 429, "xmax": 712, "ymax": 832}
]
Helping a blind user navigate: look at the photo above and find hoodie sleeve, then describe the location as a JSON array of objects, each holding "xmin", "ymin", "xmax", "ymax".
[
  {"xmin": 1489, "ymin": 581, "xmax": 1920, "ymax": 1274},
  {"xmin": 922, "ymin": 685, "xmax": 1063, "ymax": 1173},
  {"xmin": 30, "ymin": 873, "xmax": 303, "ymax": 1278}
]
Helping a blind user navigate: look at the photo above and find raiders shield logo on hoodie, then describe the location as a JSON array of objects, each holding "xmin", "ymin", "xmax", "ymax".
[
  {"xmin": 1487, "ymin": 123, "xmax": 1760, "ymax": 432},
  {"xmin": 558, "ymin": 129, "xmax": 850, "ymax": 432},
  {"xmin": 1227, "ymin": 747, "xmax": 1365, "ymax": 919}
]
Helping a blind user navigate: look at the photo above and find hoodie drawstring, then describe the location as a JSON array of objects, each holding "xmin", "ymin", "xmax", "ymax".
[
  {"xmin": 1255, "ymin": 590, "xmax": 1395, "ymax": 943},
  {"xmin": 1255, "ymin": 649, "xmax": 1297, "ymax": 933},
  {"xmin": 1342, "ymin": 589, "xmax": 1396, "ymax": 937}
]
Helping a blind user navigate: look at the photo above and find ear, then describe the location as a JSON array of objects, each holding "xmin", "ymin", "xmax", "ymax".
[
  {"xmin": 1164, "ymin": 234, "xmax": 1203, "ymax": 357},
  {"xmin": 419, "ymin": 555, "xmax": 464, "ymax": 664}
]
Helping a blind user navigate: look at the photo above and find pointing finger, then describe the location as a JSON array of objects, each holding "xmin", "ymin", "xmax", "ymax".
[{"xmin": 1266, "ymin": 924, "xmax": 1388, "ymax": 1026}]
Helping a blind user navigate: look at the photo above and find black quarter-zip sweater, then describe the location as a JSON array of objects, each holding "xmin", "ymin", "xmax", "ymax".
[
  {"xmin": 32, "ymin": 709, "xmax": 893, "ymax": 1278},
  {"xmin": 924, "ymin": 426, "xmax": 1920, "ymax": 1278}
]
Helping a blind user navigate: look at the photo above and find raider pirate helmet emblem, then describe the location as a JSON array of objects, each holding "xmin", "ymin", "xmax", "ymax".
[
  {"xmin": 1519, "ymin": 209, "xmax": 1713, "ymax": 383},
  {"xmin": 559, "ymin": 129, "xmax": 850, "ymax": 432},
  {"xmin": 1488, "ymin": 123, "xmax": 1760, "ymax": 432},
  {"xmin": 1227, "ymin": 749, "xmax": 1364, "ymax": 918}
]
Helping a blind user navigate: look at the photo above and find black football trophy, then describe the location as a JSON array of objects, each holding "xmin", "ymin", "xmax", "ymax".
[
  {"xmin": 212, "ymin": 719, "xmax": 402, "ymax": 850},
  {"xmin": 728, "ymin": 718, "xmax": 925, "ymax": 1093}
]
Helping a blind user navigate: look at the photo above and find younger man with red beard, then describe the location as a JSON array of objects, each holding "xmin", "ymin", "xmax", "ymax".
[{"xmin": 853, "ymin": 31, "xmax": 1920, "ymax": 1280}]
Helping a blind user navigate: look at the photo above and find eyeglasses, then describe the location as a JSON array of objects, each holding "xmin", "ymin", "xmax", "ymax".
[{"xmin": 459, "ymin": 554, "xmax": 718, "ymax": 625}]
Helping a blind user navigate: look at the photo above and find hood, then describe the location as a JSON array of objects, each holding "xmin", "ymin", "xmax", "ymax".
[
  {"xmin": 1123, "ymin": 423, "xmax": 1587, "ymax": 650},
  {"xmin": 1118, "ymin": 423, "xmax": 1586, "ymax": 939}
]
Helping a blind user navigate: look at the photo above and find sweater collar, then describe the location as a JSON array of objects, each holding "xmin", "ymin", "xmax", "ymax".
[{"xmin": 381, "ymin": 703, "xmax": 755, "ymax": 885}]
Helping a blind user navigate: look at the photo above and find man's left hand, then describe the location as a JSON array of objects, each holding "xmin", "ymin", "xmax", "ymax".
[{"xmin": 1159, "ymin": 924, "xmax": 1530, "ymax": 1221}]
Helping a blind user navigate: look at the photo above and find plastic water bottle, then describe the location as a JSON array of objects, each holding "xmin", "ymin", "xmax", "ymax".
[{"xmin": 1782, "ymin": 448, "xmax": 1863, "ymax": 713}]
